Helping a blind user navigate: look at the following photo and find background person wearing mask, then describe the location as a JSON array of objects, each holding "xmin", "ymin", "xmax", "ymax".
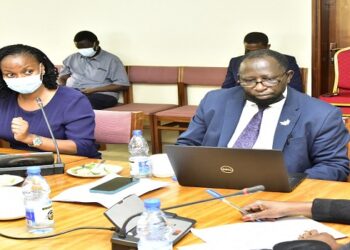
[
  {"xmin": 0, "ymin": 44, "xmax": 100, "ymax": 158},
  {"xmin": 222, "ymin": 32, "xmax": 303, "ymax": 92},
  {"xmin": 58, "ymin": 30, "xmax": 129, "ymax": 110}
]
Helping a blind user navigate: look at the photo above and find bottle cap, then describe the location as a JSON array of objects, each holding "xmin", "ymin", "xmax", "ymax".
[
  {"xmin": 132, "ymin": 130, "xmax": 142, "ymax": 136},
  {"xmin": 26, "ymin": 166, "xmax": 41, "ymax": 175},
  {"xmin": 144, "ymin": 198, "xmax": 161, "ymax": 210}
]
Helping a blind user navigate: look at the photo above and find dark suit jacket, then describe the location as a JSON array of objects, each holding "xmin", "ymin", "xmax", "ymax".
[
  {"xmin": 312, "ymin": 199, "xmax": 350, "ymax": 224},
  {"xmin": 222, "ymin": 54, "xmax": 303, "ymax": 92},
  {"xmin": 176, "ymin": 86, "xmax": 350, "ymax": 181}
]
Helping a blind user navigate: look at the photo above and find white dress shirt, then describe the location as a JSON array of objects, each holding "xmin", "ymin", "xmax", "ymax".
[{"xmin": 227, "ymin": 89, "xmax": 287, "ymax": 149}]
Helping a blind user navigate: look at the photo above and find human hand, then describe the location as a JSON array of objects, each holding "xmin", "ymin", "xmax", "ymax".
[
  {"xmin": 11, "ymin": 117, "xmax": 31, "ymax": 143},
  {"xmin": 299, "ymin": 230, "xmax": 342, "ymax": 250},
  {"xmin": 80, "ymin": 88, "xmax": 95, "ymax": 94},
  {"xmin": 242, "ymin": 200, "xmax": 311, "ymax": 222}
]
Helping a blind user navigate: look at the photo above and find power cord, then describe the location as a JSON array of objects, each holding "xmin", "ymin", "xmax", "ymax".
[{"xmin": 0, "ymin": 226, "xmax": 116, "ymax": 240}]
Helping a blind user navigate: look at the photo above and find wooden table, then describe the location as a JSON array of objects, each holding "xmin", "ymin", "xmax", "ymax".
[{"xmin": 1, "ymin": 156, "xmax": 350, "ymax": 250}]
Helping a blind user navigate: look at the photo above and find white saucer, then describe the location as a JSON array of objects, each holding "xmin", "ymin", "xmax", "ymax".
[
  {"xmin": 0, "ymin": 187, "xmax": 25, "ymax": 220},
  {"xmin": 0, "ymin": 174, "xmax": 24, "ymax": 186}
]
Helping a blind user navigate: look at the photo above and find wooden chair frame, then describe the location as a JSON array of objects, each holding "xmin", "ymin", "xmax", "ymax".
[{"xmin": 153, "ymin": 66, "xmax": 227, "ymax": 153}]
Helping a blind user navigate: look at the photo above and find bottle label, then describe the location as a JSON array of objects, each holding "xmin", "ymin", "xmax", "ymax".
[
  {"xmin": 130, "ymin": 156, "xmax": 152, "ymax": 177},
  {"xmin": 26, "ymin": 202, "xmax": 54, "ymax": 227}
]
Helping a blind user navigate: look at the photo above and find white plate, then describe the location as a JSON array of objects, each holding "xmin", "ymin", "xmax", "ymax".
[
  {"xmin": 0, "ymin": 187, "xmax": 25, "ymax": 220},
  {"xmin": 0, "ymin": 174, "xmax": 24, "ymax": 186},
  {"xmin": 67, "ymin": 163, "xmax": 123, "ymax": 178}
]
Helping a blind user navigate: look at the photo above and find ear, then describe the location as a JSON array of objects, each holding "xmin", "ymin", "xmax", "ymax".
[
  {"xmin": 267, "ymin": 44, "xmax": 271, "ymax": 49},
  {"xmin": 39, "ymin": 63, "xmax": 45, "ymax": 75},
  {"xmin": 94, "ymin": 40, "xmax": 100, "ymax": 49},
  {"xmin": 286, "ymin": 70, "xmax": 294, "ymax": 83}
]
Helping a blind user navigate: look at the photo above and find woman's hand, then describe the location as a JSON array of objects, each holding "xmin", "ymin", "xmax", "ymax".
[
  {"xmin": 299, "ymin": 230, "xmax": 342, "ymax": 250},
  {"xmin": 242, "ymin": 200, "xmax": 312, "ymax": 222},
  {"xmin": 11, "ymin": 117, "xmax": 31, "ymax": 144}
]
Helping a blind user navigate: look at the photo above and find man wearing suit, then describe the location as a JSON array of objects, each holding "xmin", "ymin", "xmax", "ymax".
[
  {"xmin": 222, "ymin": 32, "xmax": 303, "ymax": 92},
  {"xmin": 177, "ymin": 49, "xmax": 349, "ymax": 181}
]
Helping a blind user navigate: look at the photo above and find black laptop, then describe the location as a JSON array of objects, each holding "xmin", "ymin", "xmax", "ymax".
[{"xmin": 164, "ymin": 145, "xmax": 306, "ymax": 192}]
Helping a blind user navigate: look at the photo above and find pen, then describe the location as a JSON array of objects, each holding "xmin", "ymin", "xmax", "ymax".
[{"xmin": 206, "ymin": 189, "xmax": 248, "ymax": 215}]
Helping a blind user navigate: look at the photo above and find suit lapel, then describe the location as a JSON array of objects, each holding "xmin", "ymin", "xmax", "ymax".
[
  {"xmin": 273, "ymin": 88, "xmax": 301, "ymax": 150},
  {"xmin": 218, "ymin": 89, "xmax": 245, "ymax": 147}
]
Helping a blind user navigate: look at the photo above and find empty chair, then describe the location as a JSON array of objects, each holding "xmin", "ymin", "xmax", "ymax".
[
  {"xmin": 105, "ymin": 66, "xmax": 180, "ymax": 153},
  {"xmin": 153, "ymin": 66, "xmax": 227, "ymax": 153},
  {"xmin": 319, "ymin": 47, "xmax": 350, "ymax": 116}
]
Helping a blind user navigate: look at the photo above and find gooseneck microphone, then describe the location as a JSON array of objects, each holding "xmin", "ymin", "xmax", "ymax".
[
  {"xmin": 36, "ymin": 97, "xmax": 65, "ymax": 173},
  {"xmin": 162, "ymin": 185, "xmax": 265, "ymax": 211},
  {"xmin": 117, "ymin": 185, "xmax": 265, "ymax": 238}
]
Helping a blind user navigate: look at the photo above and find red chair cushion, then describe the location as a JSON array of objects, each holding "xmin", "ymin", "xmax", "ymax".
[
  {"xmin": 337, "ymin": 49, "xmax": 350, "ymax": 89},
  {"xmin": 319, "ymin": 94, "xmax": 350, "ymax": 106},
  {"xmin": 155, "ymin": 105, "xmax": 198, "ymax": 118},
  {"xmin": 105, "ymin": 103, "xmax": 178, "ymax": 115}
]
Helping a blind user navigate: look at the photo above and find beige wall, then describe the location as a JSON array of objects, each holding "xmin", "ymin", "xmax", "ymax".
[{"xmin": 0, "ymin": 0, "xmax": 312, "ymax": 100}]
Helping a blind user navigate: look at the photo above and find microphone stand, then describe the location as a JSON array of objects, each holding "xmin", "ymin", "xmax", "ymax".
[{"xmin": 35, "ymin": 98, "xmax": 65, "ymax": 175}]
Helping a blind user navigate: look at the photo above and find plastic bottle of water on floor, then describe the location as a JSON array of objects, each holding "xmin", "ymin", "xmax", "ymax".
[
  {"xmin": 128, "ymin": 130, "xmax": 152, "ymax": 178},
  {"xmin": 137, "ymin": 198, "xmax": 172, "ymax": 250},
  {"xmin": 22, "ymin": 166, "xmax": 54, "ymax": 234}
]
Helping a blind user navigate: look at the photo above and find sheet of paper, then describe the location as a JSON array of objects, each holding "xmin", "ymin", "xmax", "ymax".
[
  {"xmin": 177, "ymin": 243, "xmax": 220, "ymax": 250},
  {"xmin": 52, "ymin": 174, "xmax": 168, "ymax": 208},
  {"xmin": 190, "ymin": 217, "xmax": 347, "ymax": 250}
]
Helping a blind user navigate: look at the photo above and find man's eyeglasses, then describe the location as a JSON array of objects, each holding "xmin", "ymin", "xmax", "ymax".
[{"xmin": 238, "ymin": 72, "xmax": 287, "ymax": 87}]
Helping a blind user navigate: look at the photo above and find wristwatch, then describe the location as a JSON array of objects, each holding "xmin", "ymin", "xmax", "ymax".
[{"xmin": 28, "ymin": 135, "xmax": 43, "ymax": 147}]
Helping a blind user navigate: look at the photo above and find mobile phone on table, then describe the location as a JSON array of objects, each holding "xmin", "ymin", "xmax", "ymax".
[{"xmin": 90, "ymin": 177, "xmax": 140, "ymax": 194}]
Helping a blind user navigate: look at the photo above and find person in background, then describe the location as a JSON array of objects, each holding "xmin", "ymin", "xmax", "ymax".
[
  {"xmin": 58, "ymin": 30, "xmax": 129, "ymax": 110},
  {"xmin": 222, "ymin": 32, "xmax": 303, "ymax": 92},
  {"xmin": 176, "ymin": 49, "xmax": 349, "ymax": 181},
  {"xmin": 0, "ymin": 44, "xmax": 100, "ymax": 158},
  {"xmin": 242, "ymin": 199, "xmax": 350, "ymax": 250}
]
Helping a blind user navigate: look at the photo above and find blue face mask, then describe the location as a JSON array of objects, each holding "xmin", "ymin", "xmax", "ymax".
[{"xmin": 5, "ymin": 73, "xmax": 42, "ymax": 94}]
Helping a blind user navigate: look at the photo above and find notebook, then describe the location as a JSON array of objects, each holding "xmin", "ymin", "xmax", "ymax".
[{"xmin": 164, "ymin": 145, "xmax": 306, "ymax": 192}]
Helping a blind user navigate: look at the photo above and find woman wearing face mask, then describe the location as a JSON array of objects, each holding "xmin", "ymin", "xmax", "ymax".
[{"xmin": 0, "ymin": 44, "xmax": 100, "ymax": 158}]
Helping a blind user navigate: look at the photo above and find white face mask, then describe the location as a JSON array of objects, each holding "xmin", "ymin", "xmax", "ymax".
[
  {"xmin": 5, "ymin": 73, "xmax": 42, "ymax": 94},
  {"xmin": 78, "ymin": 47, "xmax": 96, "ymax": 57}
]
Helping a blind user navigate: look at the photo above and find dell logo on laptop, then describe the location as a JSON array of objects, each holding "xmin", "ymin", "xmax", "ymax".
[{"xmin": 220, "ymin": 166, "xmax": 234, "ymax": 174}]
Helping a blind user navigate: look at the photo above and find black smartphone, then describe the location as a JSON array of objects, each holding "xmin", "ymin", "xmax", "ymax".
[{"xmin": 90, "ymin": 177, "xmax": 139, "ymax": 194}]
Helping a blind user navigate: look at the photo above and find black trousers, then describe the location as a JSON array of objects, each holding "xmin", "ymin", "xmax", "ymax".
[{"xmin": 86, "ymin": 93, "xmax": 118, "ymax": 110}]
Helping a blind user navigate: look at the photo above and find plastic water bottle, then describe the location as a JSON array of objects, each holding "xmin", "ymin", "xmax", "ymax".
[
  {"xmin": 128, "ymin": 130, "xmax": 152, "ymax": 178},
  {"xmin": 137, "ymin": 198, "xmax": 172, "ymax": 250},
  {"xmin": 22, "ymin": 166, "xmax": 54, "ymax": 234}
]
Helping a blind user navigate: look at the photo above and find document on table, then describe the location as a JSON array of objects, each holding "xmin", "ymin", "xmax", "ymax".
[
  {"xmin": 52, "ymin": 174, "xmax": 168, "ymax": 208},
  {"xmin": 180, "ymin": 217, "xmax": 346, "ymax": 250}
]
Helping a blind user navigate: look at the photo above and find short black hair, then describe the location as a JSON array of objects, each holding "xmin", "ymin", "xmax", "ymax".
[
  {"xmin": 244, "ymin": 32, "xmax": 269, "ymax": 45},
  {"xmin": 0, "ymin": 44, "xmax": 58, "ymax": 96},
  {"xmin": 240, "ymin": 49, "xmax": 289, "ymax": 71},
  {"xmin": 74, "ymin": 31, "xmax": 98, "ymax": 43}
]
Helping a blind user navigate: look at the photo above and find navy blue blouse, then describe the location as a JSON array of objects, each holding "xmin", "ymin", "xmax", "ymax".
[{"xmin": 0, "ymin": 86, "xmax": 100, "ymax": 158}]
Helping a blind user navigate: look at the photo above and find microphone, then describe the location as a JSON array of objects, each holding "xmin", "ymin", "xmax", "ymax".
[
  {"xmin": 162, "ymin": 185, "xmax": 265, "ymax": 211},
  {"xmin": 232, "ymin": 185, "xmax": 265, "ymax": 196},
  {"xmin": 34, "ymin": 97, "xmax": 64, "ymax": 175}
]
